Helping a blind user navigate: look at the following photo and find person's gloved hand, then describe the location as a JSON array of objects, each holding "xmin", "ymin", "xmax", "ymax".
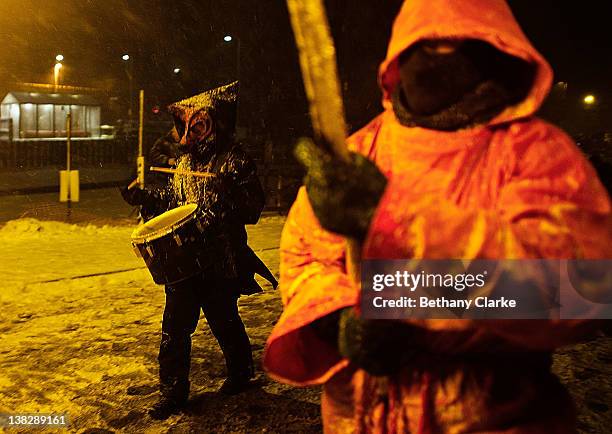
[
  {"xmin": 119, "ymin": 183, "xmax": 146, "ymax": 206},
  {"xmin": 294, "ymin": 138, "xmax": 387, "ymax": 240},
  {"xmin": 338, "ymin": 308, "xmax": 416, "ymax": 376}
]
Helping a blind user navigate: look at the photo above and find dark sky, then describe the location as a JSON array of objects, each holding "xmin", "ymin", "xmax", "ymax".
[
  {"xmin": 0, "ymin": 0, "xmax": 609, "ymax": 137},
  {"xmin": 509, "ymin": 1, "xmax": 611, "ymax": 88}
]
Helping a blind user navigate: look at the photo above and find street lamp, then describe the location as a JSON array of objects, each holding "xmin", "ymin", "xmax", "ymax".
[
  {"xmin": 583, "ymin": 94, "xmax": 596, "ymax": 105},
  {"xmin": 54, "ymin": 62, "xmax": 63, "ymax": 90},
  {"xmin": 223, "ymin": 35, "xmax": 241, "ymax": 81},
  {"xmin": 223, "ymin": 35, "xmax": 241, "ymax": 134},
  {"xmin": 173, "ymin": 67, "xmax": 181, "ymax": 74},
  {"xmin": 122, "ymin": 54, "xmax": 133, "ymax": 120},
  {"xmin": 56, "ymin": 54, "xmax": 64, "ymax": 62}
]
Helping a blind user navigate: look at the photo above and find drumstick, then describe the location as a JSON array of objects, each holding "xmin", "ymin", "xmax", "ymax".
[
  {"xmin": 150, "ymin": 166, "xmax": 216, "ymax": 178},
  {"xmin": 127, "ymin": 178, "xmax": 139, "ymax": 190}
]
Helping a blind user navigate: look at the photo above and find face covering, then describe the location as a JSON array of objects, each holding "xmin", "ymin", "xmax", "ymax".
[
  {"xmin": 398, "ymin": 40, "xmax": 486, "ymax": 115},
  {"xmin": 169, "ymin": 81, "xmax": 239, "ymax": 161},
  {"xmin": 174, "ymin": 109, "xmax": 214, "ymax": 154},
  {"xmin": 394, "ymin": 39, "xmax": 534, "ymax": 131}
]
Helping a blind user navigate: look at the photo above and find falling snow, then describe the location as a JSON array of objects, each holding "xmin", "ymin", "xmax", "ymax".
[
  {"xmin": 0, "ymin": 216, "xmax": 322, "ymax": 432},
  {"xmin": 0, "ymin": 216, "xmax": 610, "ymax": 432}
]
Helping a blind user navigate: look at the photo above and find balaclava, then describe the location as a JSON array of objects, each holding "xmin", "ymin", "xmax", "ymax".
[{"xmin": 393, "ymin": 39, "xmax": 534, "ymax": 130}]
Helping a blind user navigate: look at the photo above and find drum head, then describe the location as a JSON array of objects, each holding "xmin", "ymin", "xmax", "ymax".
[{"xmin": 131, "ymin": 203, "xmax": 197, "ymax": 242}]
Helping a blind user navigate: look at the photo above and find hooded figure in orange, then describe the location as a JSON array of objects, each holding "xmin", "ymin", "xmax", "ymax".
[{"xmin": 264, "ymin": 0, "xmax": 611, "ymax": 432}]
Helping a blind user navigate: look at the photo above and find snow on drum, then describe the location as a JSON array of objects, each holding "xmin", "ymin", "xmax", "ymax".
[{"xmin": 130, "ymin": 203, "xmax": 211, "ymax": 285}]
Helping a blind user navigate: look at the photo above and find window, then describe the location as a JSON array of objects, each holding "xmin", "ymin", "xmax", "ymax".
[
  {"xmin": 71, "ymin": 105, "xmax": 85, "ymax": 136},
  {"xmin": 38, "ymin": 104, "xmax": 53, "ymax": 134},
  {"xmin": 54, "ymin": 105, "xmax": 68, "ymax": 136},
  {"xmin": 87, "ymin": 106, "xmax": 101, "ymax": 137},
  {"xmin": 20, "ymin": 103, "xmax": 36, "ymax": 137}
]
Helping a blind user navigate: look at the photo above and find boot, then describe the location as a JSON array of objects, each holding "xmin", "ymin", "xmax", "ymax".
[
  {"xmin": 218, "ymin": 362, "xmax": 254, "ymax": 396},
  {"xmin": 148, "ymin": 379, "xmax": 189, "ymax": 420},
  {"xmin": 218, "ymin": 374, "xmax": 252, "ymax": 395}
]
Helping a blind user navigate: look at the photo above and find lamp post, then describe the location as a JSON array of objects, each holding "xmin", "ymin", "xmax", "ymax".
[
  {"xmin": 122, "ymin": 54, "xmax": 134, "ymax": 121},
  {"xmin": 53, "ymin": 63, "xmax": 62, "ymax": 90},
  {"xmin": 172, "ymin": 67, "xmax": 186, "ymax": 98},
  {"xmin": 53, "ymin": 54, "xmax": 63, "ymax": 91},
  {"xmin": 223, "ymin": 35, "xmax": 241, "ymax": 82},
  {"xmin": 223, "ymin": 35, "xmax": 241, "ymax": 134}
]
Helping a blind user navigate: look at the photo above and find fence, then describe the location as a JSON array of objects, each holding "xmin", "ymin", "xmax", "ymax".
[
  {"xmin": 0, "ymin": 137, "xmax": 136, "ymax": 169},
  {"xmin": 0, "ymin": 133, "xmax": 302, "ymax": 211}
]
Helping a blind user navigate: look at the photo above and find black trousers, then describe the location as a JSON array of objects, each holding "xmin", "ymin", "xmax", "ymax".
[{"xmin": 158, "ymin": 274, "xmax": 253, "ymax": 394}]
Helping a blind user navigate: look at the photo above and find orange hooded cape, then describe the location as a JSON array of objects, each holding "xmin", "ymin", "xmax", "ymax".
[{"xmin": 265, "ymin": 0, "xmax": 611, "ymax": 432}]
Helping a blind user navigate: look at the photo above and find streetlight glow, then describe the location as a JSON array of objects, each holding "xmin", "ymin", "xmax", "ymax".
[
  {"xmin": 173, "ymin": 67, "xmax": 181, "ymax": 74},
  {"xmin": 55, "ymin": 54, "xmax": 64, "ymax": 62},
  {"xmin": 223, "ymin": 35, "xmax": 233, "ymax": 42},
  {"xmin": 54, "ymin": 62, "xmax": 63, "ymax": 88},
  {"xmin": 583, "ymin": 94, "xmax": 595, "ymax": 105},
  {"xmin": 122, "ymin": 54, "xmax": 130, "ymax": 61}
]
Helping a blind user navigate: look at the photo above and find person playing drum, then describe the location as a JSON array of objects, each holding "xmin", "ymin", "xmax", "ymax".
[{"xmin": 121, "ymin": 81, "xmax": 276, "ymax": 420}]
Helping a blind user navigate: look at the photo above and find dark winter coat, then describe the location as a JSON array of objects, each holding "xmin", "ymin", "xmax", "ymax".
[{"xmin": 126, "ymin": 144, "xmax": 276, "ymax": 295}]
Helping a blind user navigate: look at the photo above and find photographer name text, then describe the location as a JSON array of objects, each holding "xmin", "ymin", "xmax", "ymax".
[{"xmin": 372, "ymin": 295, "xmax": 517, "ymax": 310}]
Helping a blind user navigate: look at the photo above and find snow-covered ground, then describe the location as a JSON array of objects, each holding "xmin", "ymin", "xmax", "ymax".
[
  {"xmin": 0, "ymin": 216, "xmax": 610, "ymax": 433},
  {"xmin": 0, "ymin": 216, "xmax": 322, "ymax": 433}
]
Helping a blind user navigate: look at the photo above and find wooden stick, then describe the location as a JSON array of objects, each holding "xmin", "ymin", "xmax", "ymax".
[
  {"xmin": 150, "ymin": 166, "xmax": 216, "ymax": 178},
  {"xmin": 127, "ymin": 178, "xmax": 139, "ymax": 190},
  {"xmin": 287, "ymin": 0, "xmax": 360, "ymax": 285}
]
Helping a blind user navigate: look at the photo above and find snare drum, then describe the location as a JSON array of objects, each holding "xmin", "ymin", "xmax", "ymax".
[{"xmin": 131, "ymin": 203, "xmax": 210, "ymax": 285}]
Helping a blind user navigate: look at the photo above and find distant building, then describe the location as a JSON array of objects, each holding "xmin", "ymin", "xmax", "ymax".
[{"xmin": 0, "ymin": 91, "xmax": 102, "ymax": 140}]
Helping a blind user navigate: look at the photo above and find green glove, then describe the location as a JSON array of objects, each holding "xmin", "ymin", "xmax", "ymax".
[
  {"xmin": 338, "ymin": 308, "xmax": 417, "ymax": 376},
  {"xmin": 294, "ymin": 138, "xmax": 387, "ymax": 240}
]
